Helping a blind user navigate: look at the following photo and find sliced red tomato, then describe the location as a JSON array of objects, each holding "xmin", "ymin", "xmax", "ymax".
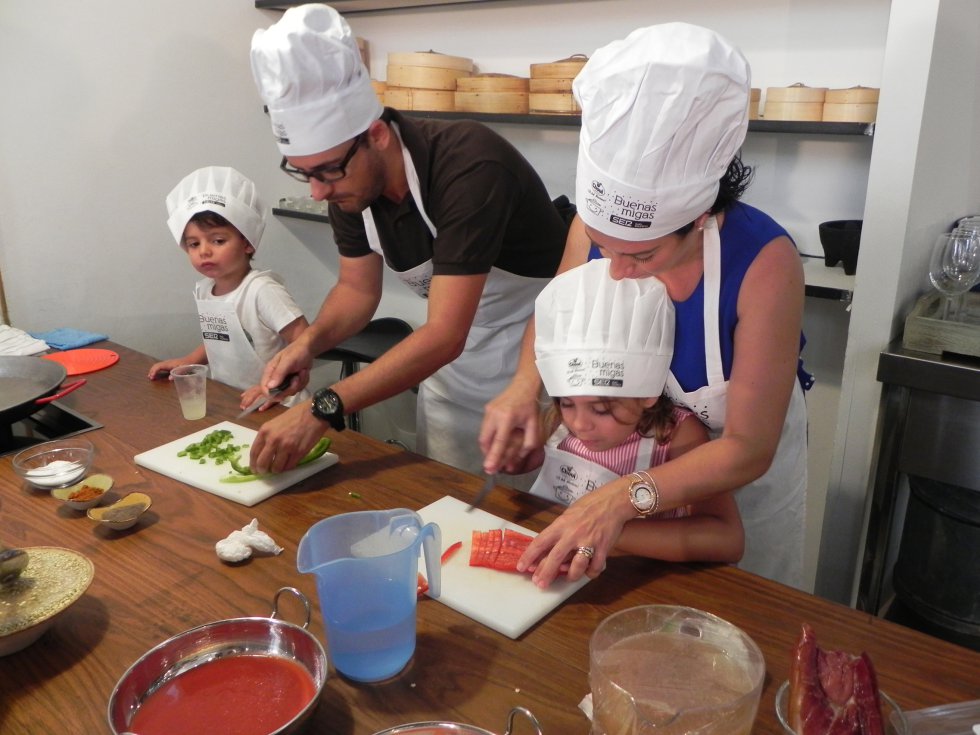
[
  {"xmin": 441, "ymin": 541, "xmax": 463, "ymax": 564},
  {"xmin": 469, "ymin": 528, "xmax": 534, "ymax": 572}
]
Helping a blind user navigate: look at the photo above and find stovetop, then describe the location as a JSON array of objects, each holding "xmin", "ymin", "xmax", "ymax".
[{"xmin": 1, "ymin": 402, "xmax": 103, "ymax": 456}]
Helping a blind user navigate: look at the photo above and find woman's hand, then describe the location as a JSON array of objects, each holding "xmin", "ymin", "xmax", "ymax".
[{"xmin": 517, "ymin": 479, "xmax": 633, "ymax": 588}]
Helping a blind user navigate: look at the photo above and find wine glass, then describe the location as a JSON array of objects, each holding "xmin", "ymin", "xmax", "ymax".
[{"xmin": 928, "ymin": 228, "xmax": 980, "ymax": 320}]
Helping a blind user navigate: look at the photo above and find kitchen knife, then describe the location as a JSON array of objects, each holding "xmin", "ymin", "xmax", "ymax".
[
  {"xmin": 466, "ymin": 473, "xmax": 496, "ymax": 512},
  {"xmin": 235, "ymin": 374, "xmax": 297, "ymax": 420}
]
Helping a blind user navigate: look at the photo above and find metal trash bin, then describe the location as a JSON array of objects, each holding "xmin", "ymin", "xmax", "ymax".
[{"xmin": 893, "ymin": 475, "xmax": 980, "ymax": 650}]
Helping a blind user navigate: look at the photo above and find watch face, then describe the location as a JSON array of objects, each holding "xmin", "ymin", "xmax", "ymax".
[
  {"xmin": 631, "ymin": 483, "xmax": 655, "ymax": 510},
  {"xmin": 321, "ymin": 392, "xmax": 339, "ymax": 413}
]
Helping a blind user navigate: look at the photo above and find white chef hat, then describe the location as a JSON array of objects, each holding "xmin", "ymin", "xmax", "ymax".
[
  {"xmin": 250, "ymin": 4, "xmax": 383, "ymax": 156},
  {"xmin": 535, "ymin": 259, "xmax": 674, "ymax": 398},
  {"xmin": 166, "ymin": 166, "xmax": 266, "ymax": 249},
  {"xmin": 574, "ymin": 23, "xmax": 750, "ymax": 241}
]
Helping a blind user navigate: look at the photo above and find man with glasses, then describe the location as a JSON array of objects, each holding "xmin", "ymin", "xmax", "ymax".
[{"xmin": 248, "ymin": 4, "xmax": 568, "ymax": 478}]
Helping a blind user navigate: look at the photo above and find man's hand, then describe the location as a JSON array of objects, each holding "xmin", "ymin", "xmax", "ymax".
[{"xmin": 249, "ymin": 401, "xmax": 327, "ymax": 474}]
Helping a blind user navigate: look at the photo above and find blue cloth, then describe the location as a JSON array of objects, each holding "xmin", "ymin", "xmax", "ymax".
[{"xmin": 29, "ymin": 328, "xmax": 108, "ymax": 350}]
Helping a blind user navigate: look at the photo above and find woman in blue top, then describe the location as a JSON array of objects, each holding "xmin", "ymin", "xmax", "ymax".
[{"xmin": 480, "ymin": 23, "xmax": 810, "ymax": 590}]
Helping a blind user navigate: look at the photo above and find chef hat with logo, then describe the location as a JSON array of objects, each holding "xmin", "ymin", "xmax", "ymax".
[
  {"xmin": 250, "ymin": 4, "xmax": 382, "ymax": 156},
  {"xmin": 166, "ymin": 166, "xmax": 266, "ymax": 249},
  {"xmin": 574, "ymin": 23, "xmax": 751, "ymax": 241},
  {"xmin": 535, "ymin": 259, "xmax": 675, "ymax": 398}
]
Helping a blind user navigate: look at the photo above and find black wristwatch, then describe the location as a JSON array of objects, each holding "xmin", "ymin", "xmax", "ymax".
[{"xmin": 311, "ymin": 388, "xmax": 346, "ymax": 431}]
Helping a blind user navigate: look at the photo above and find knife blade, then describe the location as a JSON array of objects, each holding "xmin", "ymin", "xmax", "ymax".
[
  {"xmin": 235, "ymin": 374, "xmax": 297, "ymax": 420},
  {"xmin": 466, "ymin": 473, "xmax": 496, "ymax": 512}
]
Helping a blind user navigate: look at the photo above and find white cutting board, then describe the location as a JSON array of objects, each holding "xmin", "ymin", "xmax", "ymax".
[
  {"xmin": 134, "ymin": 421, "xmax": 339, "ymax": 507},
  {"xmin": 417, "ymin": 495, "xmax": 589, "ymax": 639}
]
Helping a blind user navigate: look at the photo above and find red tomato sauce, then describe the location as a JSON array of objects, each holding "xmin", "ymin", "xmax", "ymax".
[{"xmin": 128, "ymin": 655, "xmax": 316, "ymax": 735}]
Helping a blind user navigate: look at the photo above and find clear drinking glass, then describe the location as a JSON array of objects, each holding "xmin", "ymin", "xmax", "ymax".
[{"xmin": 928, "ymin": 229, "xmax": 980, "ymax": 320}]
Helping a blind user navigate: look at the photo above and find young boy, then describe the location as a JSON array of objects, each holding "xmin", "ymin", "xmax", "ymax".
[{"xmin": 148, "ymin": 166, "xmax": 309, "ymax": 410}]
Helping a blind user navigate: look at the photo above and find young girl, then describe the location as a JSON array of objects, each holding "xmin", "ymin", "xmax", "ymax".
[
  {"xmin": 148, "ymin": 166, "xmax": 310, "ymax": 411},
  {"xmin": 510, "ymin": 258, "xmax": 743, "ymax": 564}
]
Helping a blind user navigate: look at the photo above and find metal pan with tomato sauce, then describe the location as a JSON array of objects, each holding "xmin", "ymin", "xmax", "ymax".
[
  {"xmin": 107, "ymin": 587, "xmax": 327, "ymax": 735},
  {"xmin": 373, "ymin": 707, "xmax": 543, "ymax": 735}
]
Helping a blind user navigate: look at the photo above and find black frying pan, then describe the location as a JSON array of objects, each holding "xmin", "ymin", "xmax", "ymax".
[{"xmin": 0, "ymin": 356, "xmax": 85, "ymax": 425}]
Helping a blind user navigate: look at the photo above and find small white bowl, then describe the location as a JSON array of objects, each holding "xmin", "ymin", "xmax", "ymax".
[
  {"xmin": 51, "ymin": 474, "xmax": 113, "ymax": 510},
  {"xmin": 12, "ymin": 439, "xmax": 94, "ymax": 489},
  {"xmin": 88, "ymin": 492, "xmax": 151, "ymax": 531},
  {"xmin": 775, "ymin": 680, "xmax": 908, "ymax": 734}
]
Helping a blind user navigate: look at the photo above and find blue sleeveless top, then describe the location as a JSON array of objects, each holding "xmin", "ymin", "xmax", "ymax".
[{"xmin": 588, "ymin": 202, "xmax": 812, "ymax": 391}]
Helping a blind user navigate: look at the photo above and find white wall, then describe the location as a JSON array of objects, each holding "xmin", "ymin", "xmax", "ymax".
[{"xmin": 1, "ymin": 0, "xmax": 894, "ymax": 595}]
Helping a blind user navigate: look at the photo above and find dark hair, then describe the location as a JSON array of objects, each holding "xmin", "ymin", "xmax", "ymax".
[
  {"xmin": 543, "ymin": 394, "xmax": 678, "ymax": 444},
  {"xmin": 674, "ymin": 154, "xmax": 754, "ymax": 236},
  {"xmin": 189, "ymin": 211, "xmax": 233, "ymax": 230},
  {"xmin": 184, "ymin": 211, "xmax": 254, "ymax": 256}
]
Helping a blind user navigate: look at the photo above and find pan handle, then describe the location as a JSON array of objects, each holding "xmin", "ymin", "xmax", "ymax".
[{"xmin": 35, "ymin": 379, "xmax": 86, "ymax": 404}]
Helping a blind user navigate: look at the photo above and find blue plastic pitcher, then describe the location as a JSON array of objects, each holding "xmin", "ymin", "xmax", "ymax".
[{"xmin": 297, "ymin": 508, "xmax": 441, "ymax": 682}]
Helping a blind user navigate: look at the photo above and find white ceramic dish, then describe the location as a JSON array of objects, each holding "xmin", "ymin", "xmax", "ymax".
[
  {"xmin": 51, "ymin": 473, "xmax": 113, "ymax": 510},
  {"xmin": 0, "ymin": 546, "xmax": 94, "ymax": 656},
  {"xmin": 87, "ymin": 492, "xmax": 151, "ymax": 530}
]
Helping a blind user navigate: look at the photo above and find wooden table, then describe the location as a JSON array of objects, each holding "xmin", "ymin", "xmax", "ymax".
[{"xmin": 1, "ymin": 343, "xmax": 978, "ymax": 734}]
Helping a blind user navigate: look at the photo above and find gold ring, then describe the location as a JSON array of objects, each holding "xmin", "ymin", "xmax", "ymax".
[{"xmin": 575, "ymin": 546, "xmax": 595, "ymax": 559}]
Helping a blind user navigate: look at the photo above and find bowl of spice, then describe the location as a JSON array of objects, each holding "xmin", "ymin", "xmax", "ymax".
[
  {"xmin": 12, "ymin": 438, "xmax": 94, "ymax": 489},
  {"xmin": 51, "ymin": 473, "xmax": 113, "ymax": 510},
  {"xmin": 88, "ymin": 492, "xmax": 151, "ymax": 530}
]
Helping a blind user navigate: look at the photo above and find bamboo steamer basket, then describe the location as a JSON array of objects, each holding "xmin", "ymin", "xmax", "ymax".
[
  {"xmin": 528, "ymin": 55, "xmax": 587, "ymax": 115},
  {"xmin": 822, "ymin": 86, "xmax": 879, "ymax": 122},
  {"xmin": 528, "ymin": 93, "xmax": 580, "ymax": 114},
  {"xmin": 749, "ymin": 88, "xmax": 761, "ymax": 120},
  {"xmin": 455, "ymin": 74, "xmax": 529, "ymax": 114},
  {"xmin": 763, "ymin": 84, "xmax": 827, "ymax": 121},
  {"xmin": 387, "ymin": 51, "xmax": 473, "ymax": 91},
  {"xmin": 384, "ymin": 86, "xmax": 455, "ymax": 112},
  {"xmin": 529, "ymin": 54, "xmax": 588, "ymax": 79}
]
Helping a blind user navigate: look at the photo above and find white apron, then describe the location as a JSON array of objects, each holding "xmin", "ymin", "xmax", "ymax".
[
  {"xmin": 664, "ymin": 216, "xmax": 807, "ymax": 589},
  {"xmin": 196, "ymin": 294, "xmax": 266, "ymax": 392},
  {"xmin": 528, "ymin": 425, "xmax": 656, "ymax": 505},
  {"xmin": 363, "ymin": 123, "xmax": 548, "ymax": 476}
]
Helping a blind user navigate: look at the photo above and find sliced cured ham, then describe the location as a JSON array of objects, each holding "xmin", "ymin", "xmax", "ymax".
[{"xmin": 788, "ymin": 623, "xmax": 885, "ymax": 735}]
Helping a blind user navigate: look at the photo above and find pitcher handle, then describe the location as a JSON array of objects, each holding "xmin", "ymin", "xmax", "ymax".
[
  {"xmin": 420, "ymin": 522, "xmax": 442, "ymax": 599},
  {"xmin": 270, "ymin": 586, "xmax": 313, "ymax": 629}
]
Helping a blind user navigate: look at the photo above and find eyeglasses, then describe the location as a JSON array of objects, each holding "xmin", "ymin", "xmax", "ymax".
[{"xmin": 280, "ymin": 132, "xmax": 366, "ymax": 184}]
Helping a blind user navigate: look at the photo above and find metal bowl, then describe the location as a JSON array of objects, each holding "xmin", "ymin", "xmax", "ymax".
[
  {"xmin": 107, "ymin": 587, "xmax": 327, "ymax": 735},
  {"xmin": 373, "ymin": 707, "xmax": 542, "ymax": 735}
]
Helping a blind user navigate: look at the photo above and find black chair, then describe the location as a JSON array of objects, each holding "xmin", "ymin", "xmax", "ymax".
[{"xmin": 317, "ymin": 317, "xmax": 414, "ymax": 431}]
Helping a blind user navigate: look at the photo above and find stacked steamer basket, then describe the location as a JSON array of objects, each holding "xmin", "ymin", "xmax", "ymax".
[
  {"xmin": 763, "ymin": 83, "xmax": 827, "ymax": 121},
  {"xmin": 455, "ymin": 74, "xmax": 529, "ymax": 114},
  {"xmin": 822, "ymin": 86, "xmax": 879, "ymax": 123},
  {"xmin": 528, "ymin": 55, "xmax": 588, "ymax": 115},
  {"xmin": 748, "ymin": 88, "xmax": 761, "ymax": 120},
  {"xmin": 384, "ymin": 51, "xmax": 473, "ymax": 112}
]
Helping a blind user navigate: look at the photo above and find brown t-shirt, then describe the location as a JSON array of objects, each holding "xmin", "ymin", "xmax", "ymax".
[{"xmin": 329, "ymin": 109, "xmax": 568, "ymax": 278}]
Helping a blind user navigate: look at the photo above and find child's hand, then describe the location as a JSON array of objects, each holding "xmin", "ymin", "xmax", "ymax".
[
  {"xmin": 147, "ymin": 360, "xmax": 179, "ymax": 380},
  {"xmin": 239, "ymin": 384, "xmax": 274, "ymax": 412}
]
